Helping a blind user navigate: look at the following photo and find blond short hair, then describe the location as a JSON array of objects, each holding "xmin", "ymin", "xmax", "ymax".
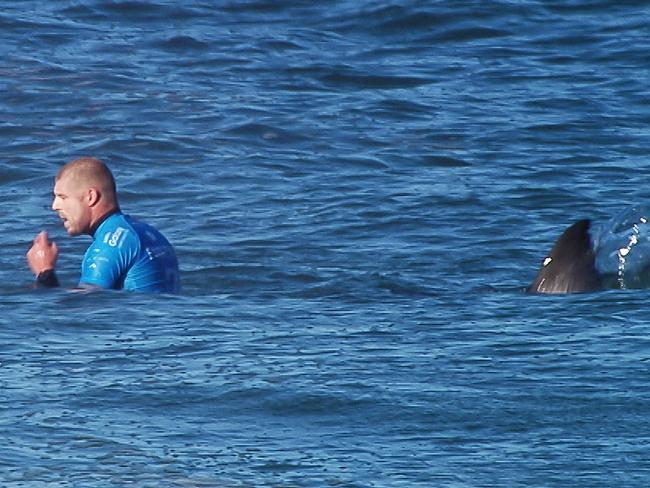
[{"xmin": 57, "ymin": 157, "xmax": 117, "ymax": 196}]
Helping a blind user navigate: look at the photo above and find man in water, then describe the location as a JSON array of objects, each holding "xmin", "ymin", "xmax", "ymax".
[{"xmin": 26, "ymin": 157, "xmax": 180, "ymax": 293}]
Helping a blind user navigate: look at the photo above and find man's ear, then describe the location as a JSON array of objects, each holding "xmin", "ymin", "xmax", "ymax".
[{"xmin": 87, "ymin": 187, "xmax": 101, "ymax": 207}]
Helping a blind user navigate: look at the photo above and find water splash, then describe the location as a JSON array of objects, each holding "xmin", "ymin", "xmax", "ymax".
[{"xmin": 594, "ymin": 206, "xmax": 650, "ymax": 289}]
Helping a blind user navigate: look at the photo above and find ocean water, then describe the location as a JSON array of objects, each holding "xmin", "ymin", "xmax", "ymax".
[{"xmin": 2, "ymin": 1, "xmax": 650, "ymax": 486}]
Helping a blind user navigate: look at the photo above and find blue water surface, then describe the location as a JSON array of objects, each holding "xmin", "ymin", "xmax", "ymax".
[{"xmin": 2, "ymin": 1, "xmax": 650, "ymax": 486}]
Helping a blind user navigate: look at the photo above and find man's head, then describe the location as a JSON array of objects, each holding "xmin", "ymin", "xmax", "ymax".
[{"xmin": 52, "ymin": 157, "xmax": 119, "ymax": 236}]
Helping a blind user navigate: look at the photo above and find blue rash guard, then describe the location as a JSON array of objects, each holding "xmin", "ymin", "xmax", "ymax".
[{"xmin": 80, "ymin": 212, "xmax": 180, "ymax": 293}]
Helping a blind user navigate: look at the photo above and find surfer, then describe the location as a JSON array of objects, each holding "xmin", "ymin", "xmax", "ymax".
[{"xmin": 26, "ymin": 157, "xmax": 180, "ymax": 293}]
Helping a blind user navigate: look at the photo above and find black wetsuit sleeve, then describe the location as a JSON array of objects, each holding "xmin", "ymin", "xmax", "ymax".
[{"xmin": 35, "ymin": 269, "xmax": 60, "ymax": 287}]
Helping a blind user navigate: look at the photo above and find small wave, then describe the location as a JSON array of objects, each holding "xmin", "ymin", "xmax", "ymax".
[
  {"xmin": 0, "ymin": 163, "xmax": 33, "ymax": 184},
  {"xmin": 377, "ymin": 9, "xmax": 455, "ymax": 33},
  {"xmin": 419, "ymin": 155, "xmax": 471, "ymax": 168},
  {"xmin": 259, "ymin": 39, "xmax": 305, "ymax": 52},
  {"xmin": 34, "ymin": 32, "xmax": 77, "ymax": 47},
  {"xmin": 429, "ymin": 25, "xmax": 511, "ymax": 43},
  {"xmin": 543, "ymin": 1, "xmax": 646, "ymax": 15},
  {"xmin": 289, "ymin": 272, "xmax": 440, "ymax": 301},
  {"xmin": 90, "ymin": 1, "xmax": 206, "ymax": 22},
  {"xmin": 221, "ymin": 0, "xmax": 314, "ymax": 14},
  {"xmin": 0, "ymin": 13, "xmax": 44, "ymax": 30},
  {"xmin": 319, "ymin": 68, "xmax": 430, "ymax": 90},
  {"xmin": 328, "ymin": 3, "xmax": 514, "ymax": 45},
  {"xmin": 262, "ymin": 390, "xmax": 376, "ymax": 417},
  {"xmin": 223, "ymin": 122, "xmax": 306, "ymax": 144},
  {"xmin": 369, "ymin": 98, "xmax": 434, "ymax": 122},
  {"xmin": 329, "ymin": 156, "xmax": 388, "ymax": 170},
  {"xmin": 153, "ymin": 35, "xmax": 210, "ymax": 53},
  {"xmin": 363, "ymin": 6, "xmax": 512, "ymax": 43}
]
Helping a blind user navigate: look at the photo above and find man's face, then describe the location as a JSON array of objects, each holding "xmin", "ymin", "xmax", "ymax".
[{"xmin": 52, "ymin": 175, "xmax": 90, "ymax": 236}]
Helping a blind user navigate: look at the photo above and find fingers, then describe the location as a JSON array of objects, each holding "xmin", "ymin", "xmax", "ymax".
[
  {"xmin": 34, "ymin": 230, "xmax": 49, "ymax": 245},
  {"xmin": 32, "ymin": 231, "xmax": 58, "ymax": 251},
  {"xmin": 27, "ymin": 231, "xmax": 58, "ymax": 257}
]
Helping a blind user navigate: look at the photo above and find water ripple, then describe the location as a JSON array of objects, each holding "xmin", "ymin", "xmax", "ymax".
[{"xmin": 4, "ymin": 0, "xmax": 650, "ymax": 486}]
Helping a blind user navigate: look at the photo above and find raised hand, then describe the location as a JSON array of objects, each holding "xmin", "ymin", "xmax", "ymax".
[{"xmin": 26, "ymin": 231, "xmax": 59, "ymax": 276}]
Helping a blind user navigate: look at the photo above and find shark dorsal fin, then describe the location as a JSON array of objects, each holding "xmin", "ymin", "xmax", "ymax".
[{"xmin": 528, "ymin": 219, "xmax": 602, "ymax": 294}]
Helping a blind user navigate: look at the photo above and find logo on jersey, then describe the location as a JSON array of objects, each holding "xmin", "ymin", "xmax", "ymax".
[{"xmin": 104, "ymin": 227, "xmax": 127, "ymax": 247}]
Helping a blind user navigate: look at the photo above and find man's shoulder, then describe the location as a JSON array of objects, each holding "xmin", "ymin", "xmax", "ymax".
[
  {"xmin": 97, "ymin": 212, "xmax": 172, "ymax": 250},
  {"xmin": 123, "ymin": 215, "xmax": 172, "ymax": 246},
  {"xmin": 94, "ymin": 213, "xmax": 140, "ymax": 251},
  {"xmin": 96, "ymin": 212, "xmax": 131, "ymax": 233}
]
